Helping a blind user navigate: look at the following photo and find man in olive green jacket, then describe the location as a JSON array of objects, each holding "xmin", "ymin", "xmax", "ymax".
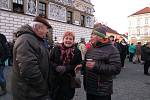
[{"xmin": 12, "ymin": 16, "xmax": 52, "ymax": 100}]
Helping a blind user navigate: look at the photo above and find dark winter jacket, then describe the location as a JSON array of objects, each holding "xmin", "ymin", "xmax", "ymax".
[
  {"xmin": 12, "ymin": 25, "xmax": 51, "ymax": 100},
  {"xmin": 0, "ymin": 33, "xmax": 9, "ymax": 65},
  {"xmin": 84, "ymin": 42, "xmax": 121, "ymax": 96},
  {"xmin": 141, "ymin": 45, "xmax": 146, "ymax": 61},
  {"xmin": 49, "ymin": 45, "xmax": 82, "ymax": 100},
  {"xmin": 119, "ymin": 43, "xmax": 128, "ymax": 58},
  {"xmin": 142, "ymin": 46, "xmax": 150, "ymax": 61}
]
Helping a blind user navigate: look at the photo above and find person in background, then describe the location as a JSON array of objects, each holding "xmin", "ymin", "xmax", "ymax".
[
  {"xmin": 86, "ymin": 40, "xmax": 92, "ymax": 50},
  {"xmin": 141, "ymin": 43, "xmax": 147, "ymax": 64},
  {"xmin": 0, "ymin": 33, "xmax": 9, "ymax": 96},
  {"xmin": 83, "ymin": 27, "xmax": 121, "ymax": 100},
  {"xmin": 78, "ymin": 38, "xmax": 87, "ymax": 60},
  {"xmin": 142, "ymin": 42, "xmax": 150, "ymax": 76},
  {"xmin": 119, "ymin": 39, "xmax": 128, "ymax": 68},
  {"xmin": 128, "ymin": 43, "xmax": 136, "ymax": 62},
  {"xmin": 78, "ymin": 38, "xmax": 87, "ymax": 75},
  {"xmin": 11, "ymin": 16, "xmax": 52, "ymax": 100},
  {"xmin": 134, "ymin": 42, "xmax": 142, "ymax": 63},
  {"xmin": 50, "ymin": 31, "xmax": 82, "ymax": 100},
  {"xmin": 8, "ymin": 41, "xmax": 14, "ymax": 66},
  {"xmin": 108, "ymin": 35, "xmax": 115, "ymax": 45}
]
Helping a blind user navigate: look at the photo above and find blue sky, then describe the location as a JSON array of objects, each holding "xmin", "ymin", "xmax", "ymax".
[{"xmin": 91, "ymin": 0, "xmax": 150, "ymax": 34}]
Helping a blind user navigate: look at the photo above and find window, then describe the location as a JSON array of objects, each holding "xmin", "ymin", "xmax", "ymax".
[
  {"xmin": 39, "ymin": 2, "xmax": 46, "ymax": 18},
  {"xmin": 137, "ymin": 28, "xmax": 140, "ymax": 35},
  {"xmin": 145, "ymin": 18, "xmax": 149, "ymax": 25},
  {"xmin": 67, "ymin": 11, "xmax": 73, "ymax": 24},
  {"xmin": 13, "ymin": 0, "xmax": 24, "ymax": 13},
  {"xmin": 137, "ymin": 19, "xmax": 141, "ymax": 26},
  {"xmin": 144, "ymin": 28, "xmax": 148, "ymax": 35},
  {"xmin": 81, "ymin": 15, "xmax": 85, "ymax": 27}
]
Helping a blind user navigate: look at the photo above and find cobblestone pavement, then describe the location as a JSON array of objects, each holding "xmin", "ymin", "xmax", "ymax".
[{"xmin": 1, "ymin": 60, "xmax": 150, "ymax": 100}]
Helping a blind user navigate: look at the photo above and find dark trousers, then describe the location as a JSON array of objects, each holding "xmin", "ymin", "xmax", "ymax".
[
  {"xmin": 87, "ymin": 94, "xmax": 111, "ymax": 100},
  {"xmin": 0, "ymin": 65, "xmax": 6, "ymax": 91},
  {"xmin": 129, "ymin": 53, "xmax": 134, "ymax": 62},
  {"xmin": 144, "ymin": 61, "xmax": 150, "ymax": 74},
  {"xmin": 120, "ymin": 54, "xmax": 126, "ymax": 67}
]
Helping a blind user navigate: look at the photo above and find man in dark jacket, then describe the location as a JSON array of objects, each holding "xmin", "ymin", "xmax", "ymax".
[
  {"xmin": 84, "ymin": 27, "xmax": 121, "ymax": 100},
  {"xmin": 0, "ymin": 33, "xmax": 9, "ymax": 96},
  {"xmin": 143, "ymin": 42, "xmax": 150, "ymax": 76},
  {"xmin": 12, "ymin": 16, "xmax": 52, "ymax": 100}
]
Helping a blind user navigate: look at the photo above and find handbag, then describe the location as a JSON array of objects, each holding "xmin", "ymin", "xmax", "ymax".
[{"xmin": 70, "ymin": 72, "xmax": 81, "ymax": 88}]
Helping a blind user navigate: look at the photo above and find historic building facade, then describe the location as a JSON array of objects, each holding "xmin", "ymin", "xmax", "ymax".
[
  {"xmin": 0, "ymin": 0, "xmax": 95, "ymax": 42},
  {"xmin": 128, "ymin": 7, "xmax": 150, "ymax": 44}
]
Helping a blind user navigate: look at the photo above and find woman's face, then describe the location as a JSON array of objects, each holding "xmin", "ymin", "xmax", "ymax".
[{"xmin": 63, "ymin": 35, "xmax": 74, "ymax": 47}]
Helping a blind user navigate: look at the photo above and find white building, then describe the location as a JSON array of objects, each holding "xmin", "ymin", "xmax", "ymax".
[
  {"xmin": 128, "ymin": 7, "xmax": 150, "ymax": 44},
  {"xmin": 0, "ymin": 0, "xmax": 95, "ymax": 43}
]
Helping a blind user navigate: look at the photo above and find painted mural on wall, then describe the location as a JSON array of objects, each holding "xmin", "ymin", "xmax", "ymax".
[
  {"xmin": 26, "ymin": 0, "xmax": 36, "ymax": 15},
  {"xmin": 0, "ymin": 0, "xmax": 10, "ymax": 10},
  {"xmin": 48, "ymin": 2, "xmax": 66, "ymax": 22},
  {"xmin": 86, "ymin": 16, "xmax": 94, "ymax": 28}
]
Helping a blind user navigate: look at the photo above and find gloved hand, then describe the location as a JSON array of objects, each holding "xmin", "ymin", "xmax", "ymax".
[{"xmin": 56, "ymin": 65, "xmax": 66, "ymax": 74}]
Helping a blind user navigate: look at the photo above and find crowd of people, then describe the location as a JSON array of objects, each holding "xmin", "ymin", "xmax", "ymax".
[{"xmin": 0, "ymin": 16, "xmax": 150, "ymax": 100}]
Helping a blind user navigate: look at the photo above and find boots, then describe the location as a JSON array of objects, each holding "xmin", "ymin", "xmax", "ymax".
[{"xmin": 0, "ymin": 82, "xmax": 7, "ymax": 96}]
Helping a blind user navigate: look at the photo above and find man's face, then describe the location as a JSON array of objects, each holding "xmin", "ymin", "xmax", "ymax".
[
  {"xmin": 147, "ymin": 42, "xmax": 150, "ymax": 48},
  {"xmin": 36, "ymin": 24, "xmax": 49, "ymax": 38},
  {"xmin": 90, "ymin": 34, "xmax": 102, "ymax": 44},
  {"xmin": 109, "ymin": 37, "xmax": 114, "ymax": 41},
  {"xmin": 63, "ymin": 35, "xmax": 74, "ymax": 47}
]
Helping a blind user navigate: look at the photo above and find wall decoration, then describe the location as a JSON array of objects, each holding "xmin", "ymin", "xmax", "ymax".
[
  {"xmin": 55, "ymin": 0, "xmax": 74, "ymax": 6},
  {"xmin": 48, "ymin": 2, "xmax": 66, "ymax": 22},
  {"xmin": 0, "ymin": 0, "xmax": 10, "ymax": 10},
  {"xmin": 26, "ymin": 0, "xmax": 37, "ymax": 15},
  {"xmin": 86, "ymin": 16, "xmax": 94, "ymax": 28}
]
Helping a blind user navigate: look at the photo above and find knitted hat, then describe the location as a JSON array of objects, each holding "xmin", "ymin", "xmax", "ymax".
[
  {"xmin": 92, "ymin": 27, "xmax": 106, "ymax": 38},
  {"xmin": 33, "ymin": 16, "xmax": 52, "ymax": 29}
]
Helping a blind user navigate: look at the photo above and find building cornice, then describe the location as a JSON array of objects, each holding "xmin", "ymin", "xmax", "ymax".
[
  {"xmin": 49, "ymin": 0, "xmax": 94, "ymax": 16},
  {"xmin": 0, "ymin": 9, "xmax": 93, "ymax": 29}
]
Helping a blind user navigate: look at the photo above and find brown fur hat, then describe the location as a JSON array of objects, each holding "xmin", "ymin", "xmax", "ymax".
[{"xmin": 33, "ymin": 16, "xmax": 52, "ymax": 29}]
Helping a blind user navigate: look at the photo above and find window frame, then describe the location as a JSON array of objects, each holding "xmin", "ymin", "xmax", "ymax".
[
  {"xmin": 12, "ymin": 0, "xmax": 24, "ymax": 13},
  {"xmin": 39, "ymin": 2, "xmax": 47, "ymax": 18},
  {"xmin": 81, "ymin": 15, "xmax": 85, "ymax": 27},
  {"xmin": 145, "ymin": 17, "xmax": 149, "ymax": 25},
  {"xmin": 67, "ymin": 11, "xmax": 73, "ymax": 24}
]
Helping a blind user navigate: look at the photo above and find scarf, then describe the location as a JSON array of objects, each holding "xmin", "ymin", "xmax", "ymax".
[
  {"xmin": 93, "ymin": 38, "xmax": 110, "ymax": 48},
  {"xmin": 60, "ymin": 43, "xmax": 75, "ymax": 65}
]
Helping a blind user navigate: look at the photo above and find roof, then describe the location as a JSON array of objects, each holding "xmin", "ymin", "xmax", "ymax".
[{"xmin": 129, "ymin": 7, "xmax": 150, "ymax": 16}]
